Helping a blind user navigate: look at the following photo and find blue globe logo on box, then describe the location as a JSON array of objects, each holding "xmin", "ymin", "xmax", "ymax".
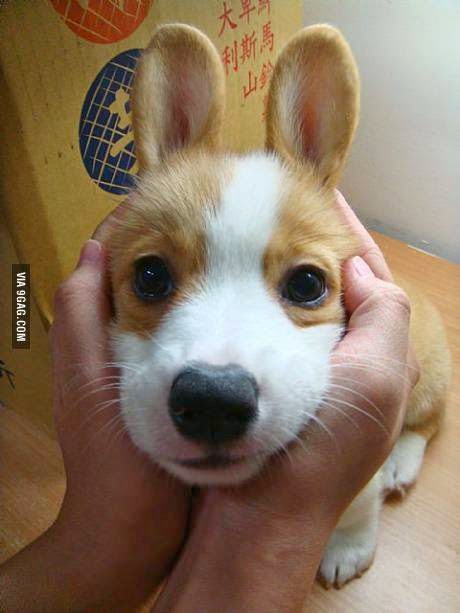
[{"xmin": 79, "ymin": 49, "xmax": 141, "ymax": 195}]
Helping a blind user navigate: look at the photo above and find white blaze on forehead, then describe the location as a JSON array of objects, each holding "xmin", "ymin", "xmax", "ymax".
[
  {"xmin": 149, "ymin": 152, "xmax": 289, "ymax": 369},
  {"xmin": 205, "ymin": 153, "xmax": 284, "ymax": 274}
]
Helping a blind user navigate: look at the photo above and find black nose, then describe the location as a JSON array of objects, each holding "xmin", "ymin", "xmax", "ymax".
[{"xmin": 168, "ymin": 363, "xmax": 258, "ymax": 445}]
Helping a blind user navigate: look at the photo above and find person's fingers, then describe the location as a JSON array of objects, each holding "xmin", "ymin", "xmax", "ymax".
[
  {"xmin": 334, "ymin": 189, "xmax": 393, "ymax": 282},
  {"xmin": 52, "ymin": 240, "xmax": 111, "ymax": 364},
  {"xmin": 50, "ymin": 240, "xmax": 118, "ymax": 437},
  {"xmin": 341, "ymin": 256, "xmax": 419, "ymax": 387},
  {"xmin": 341, "ymin": 256, "xmax": 407, "ymax": 318},
  {"xmin": 339, "ymin": 256, "xmax": 412, "ymax": 380},
  {"xmin": 329, "ymin": 257, "xmax": 414, "ymax": 437},
  {"xmin": 335, "ymin": 191, "xmax": 420, "ymax": 386}
]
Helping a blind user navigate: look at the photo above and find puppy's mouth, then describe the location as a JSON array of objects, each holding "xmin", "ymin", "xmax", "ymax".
[
  {"xmin": 175, "ymin": 453, "xmax": 248, "ymax": 470},
  {"xmin": 160, "ymin": 448, "xmax": 268, "ymax": 485}
]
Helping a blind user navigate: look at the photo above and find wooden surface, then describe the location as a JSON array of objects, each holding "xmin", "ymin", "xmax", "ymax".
[{"xmin": 1, "ymin": 231, "xmax": 459, "ymax": 611}]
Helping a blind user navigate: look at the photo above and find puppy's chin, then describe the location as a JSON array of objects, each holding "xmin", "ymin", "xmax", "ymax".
[{"xmin": 159, "ymin": 454, "xmax": 267, "ymax": 486}]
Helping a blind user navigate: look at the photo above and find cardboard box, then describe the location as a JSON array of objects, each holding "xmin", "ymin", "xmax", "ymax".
[{"xmin": 0, "ymin": 0, "xmax": 301, "ymax": 324}]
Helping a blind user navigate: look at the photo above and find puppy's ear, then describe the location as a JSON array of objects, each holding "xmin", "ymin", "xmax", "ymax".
[
  {"xmin": 266, "ymin": 25, "xmax": 359, "ymax": 187},
  {"xmin": 132, "ymin": 24, "xmax": 225, "ymax": 170}
]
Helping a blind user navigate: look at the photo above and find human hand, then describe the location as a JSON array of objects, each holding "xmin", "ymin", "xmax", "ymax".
[
  {"xmin": 153, "ymin": 192, "xmax": 420, "ymax": 613},
  {"xmin": 0, "ymin": 235, "xmax": 190, "ymax": 612},
  {"xmin": 50, "ymin": 237, "xmax": 190, "ymax": 608}
]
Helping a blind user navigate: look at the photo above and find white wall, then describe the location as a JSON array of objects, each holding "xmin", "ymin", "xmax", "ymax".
[{"xmin": 303, "ymin": 1, "xmax": 460, "ymax": 263}]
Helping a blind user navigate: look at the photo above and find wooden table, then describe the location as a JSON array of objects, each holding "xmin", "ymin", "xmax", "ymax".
[{"xmin": 1, "ymin": 232, "xmax": 459, "ymax": 612}]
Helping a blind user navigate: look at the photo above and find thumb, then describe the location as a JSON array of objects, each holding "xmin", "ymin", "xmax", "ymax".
[
  {"xmin": 342, "ymin": 257, "xmax": 420, "ymax": 391},
  {"xmin": 336, "ymin": 256, "xmax": 416, "ymax": 425},
  {"xmin": 342, "ymin": 257, "xmax": 411, "ymax": 333},
  {"xmin": 51, "ymin": 239, "xmax": 115, "ymax": 423}
]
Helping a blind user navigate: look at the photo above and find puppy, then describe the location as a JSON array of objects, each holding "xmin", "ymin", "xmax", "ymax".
[{"xmin": 106, "ymin": 24, "xmax": 451, "ymax": 587}]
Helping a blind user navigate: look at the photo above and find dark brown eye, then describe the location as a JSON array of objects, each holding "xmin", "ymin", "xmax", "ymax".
[
  {"xmin": 282, "ymin": 266, "xmax": 327, "ymax": 306},
  {"xmin": 134, "ymin": 256, "xmax": 174, "ymax": 301}
]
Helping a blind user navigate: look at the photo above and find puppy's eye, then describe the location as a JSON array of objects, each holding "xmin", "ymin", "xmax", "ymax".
[
  {"xmin": 134, "ymin": 256, "xmax": 173, "ymax": 301},
  {"xmin": 282, "ymin": 266, "xmax": 326, "ymax": 306}
]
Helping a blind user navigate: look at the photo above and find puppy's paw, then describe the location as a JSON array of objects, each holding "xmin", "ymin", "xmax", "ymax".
[
  {"xmin": 382, "ymin": 431, "xmax": 426, "ymax": 499},
  {"xmin": 318, "ymin": 525, "xmax": 376, "ymax": 589}
]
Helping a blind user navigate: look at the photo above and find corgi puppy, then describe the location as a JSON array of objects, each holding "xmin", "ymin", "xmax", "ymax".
[{"xmin": 105, "ymin": 24, "xmax": 451, "ymax": 587}]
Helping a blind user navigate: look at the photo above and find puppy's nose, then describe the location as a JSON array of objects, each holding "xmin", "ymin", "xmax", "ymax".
[{"xmin": 168, "ymin": 363, "xmax": 258, "ymax": 445}]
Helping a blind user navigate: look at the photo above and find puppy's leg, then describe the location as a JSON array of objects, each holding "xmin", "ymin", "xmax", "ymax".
[
  {"xmin": 382, "ymin": 379, "xmax": 446, "ymax": 498},
  {"xmin": 318, "ymin": 474, "xmax": 381, "ymax": 589},
  {"xmin": 383, "ymin": 286, "xmax": 450, "ymax": 497},
  {"xmin": 381, "ymin": 429, "xmax": 427, "ymax": 498}
]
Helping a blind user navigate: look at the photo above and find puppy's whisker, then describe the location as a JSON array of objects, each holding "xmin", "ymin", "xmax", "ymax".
[
  {"xmin": 61, "ymin": 360, "xmax": 139, "ymax": 373},
  {"xmin": 104, "ymin": 421, "xmax": 131, "ymax": 455},
  {"xmin": 288, "ymin": 432, "xmax": 310, "ymax": 455},
  {"xmin": 328, "ymin": 374, "xmax": 377, "ymax": 393},
  {"xmin": 87, "ymin": 397, "xmax": 120, "ymax": 418},
  {"xmin": 323, "ymin": 396, "xmax": 388, "ymax": 434},
  {"xmin": 64, "ymin": 374, "xmax": 122, "ymax": 396},
  {"xmin": 319, "ymin": 400, "xmax": 360, "ymax": 431},
  {"xmin": 87, "ymin": 404, "xmax": 152, "ymax": 457},
  {"xmin": 267, "ymin": 433, "xmax": 297, "ymax": 471},
  {"xmin": 68, "ymin": 397, "xmax": 125, "ymax": 446},
  {"xmin": 104, "ymin": 362, "xmax": 140, "ymax": 374},
  {"xmin": 76, "ymin": 411, "xmax": 125, "ymax": 460},
  {"xmin": 60, "ymin": 362, "xmax": 139, "ymax": 393},
  {"xmin": 335, "ymin": 351, "xmax": 419, "ymax": 372},
  {"xmin": 61, "ymin": 364, "xmax": 116, "ymax": 392},
  {"xmin": 326, "ymin": 383, "xmax": 385, "ymax": 420},
  {"xmin": 146, "ymin": 334, "xmax": 172, "ymax": 355},
  {"xmin": 329, "ymin": 362, "xmax": 412, "ymax": 386},
  {"xmin": 70, "ymin": 383, "xmax": 123, "ymax": 409}
]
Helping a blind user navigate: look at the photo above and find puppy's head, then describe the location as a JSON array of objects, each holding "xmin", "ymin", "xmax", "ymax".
[{"xmin": 107, "ymin": 24, "xmax": 360, "ymax": 485}]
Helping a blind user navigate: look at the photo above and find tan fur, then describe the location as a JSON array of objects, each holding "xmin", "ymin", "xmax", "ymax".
[
  {"xmin": 264, "ymin": 165, "xmax": 358, "ymax": 328},
  {"xmin": 132, "ymin": 24, "xmax": 225, "ymax": 170},
  {"xmin": 108, "ymin": 151, "xmax": 229, "ymax": 337},
  {"xmin": 399, "ymin": 278, "xmax": 451, "ymax": 440},
  {"xmin": 265, "ymin": 25, "xmax": 360, "ymax": 187}
]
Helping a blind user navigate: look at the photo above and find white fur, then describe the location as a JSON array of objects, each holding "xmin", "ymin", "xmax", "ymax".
[
  {"xmin": 319, "ymin": 474, "xmax": 380, "ymax": 587},
  {"xmin": 114, "ymin": 153, "xmax": 342, "ymax": 485},
  {"xmin": 381, "ymin": 431, "xmax": 426, "ymax": 496},
  {"xmin": 320, "ymin": 432, "xmax": 428, "ymax": 587}
]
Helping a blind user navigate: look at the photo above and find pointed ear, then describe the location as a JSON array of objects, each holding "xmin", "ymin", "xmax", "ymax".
[
  {"xmin": 265, "ymin": 25, "xmax": 360, "ymax": 187},
  {"xmin": 132, "ymin": 24, "xmax": 225, "ymax": 170}
]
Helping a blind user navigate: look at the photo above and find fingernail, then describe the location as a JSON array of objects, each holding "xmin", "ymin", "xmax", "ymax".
[
  {"xmin": 351, "ymin": 256, "xmax": 374, "ymax": 277},
  {"xmin": 77, "ymin": 240, "xmax": 102, "ymax": 267}
]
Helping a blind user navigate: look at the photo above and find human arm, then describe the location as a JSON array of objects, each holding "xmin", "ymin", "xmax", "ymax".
[{"xmin": 0, "ymin": 239, "xmax": 190, "ymax": 611}]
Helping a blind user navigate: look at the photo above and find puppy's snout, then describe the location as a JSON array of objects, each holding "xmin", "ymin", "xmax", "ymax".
[{"xmin": 168, "ymin": 363, "xmax": 258, "ymax": 444}]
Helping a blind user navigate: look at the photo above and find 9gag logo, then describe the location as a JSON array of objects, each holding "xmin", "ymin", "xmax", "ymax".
[
  {"xmin": 50, "ymin": 0, "xmax": 153, "ymax": 44},
  {"xmin": 79, "ymin": 49, "xmax": 140, "ymax": 195}
]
